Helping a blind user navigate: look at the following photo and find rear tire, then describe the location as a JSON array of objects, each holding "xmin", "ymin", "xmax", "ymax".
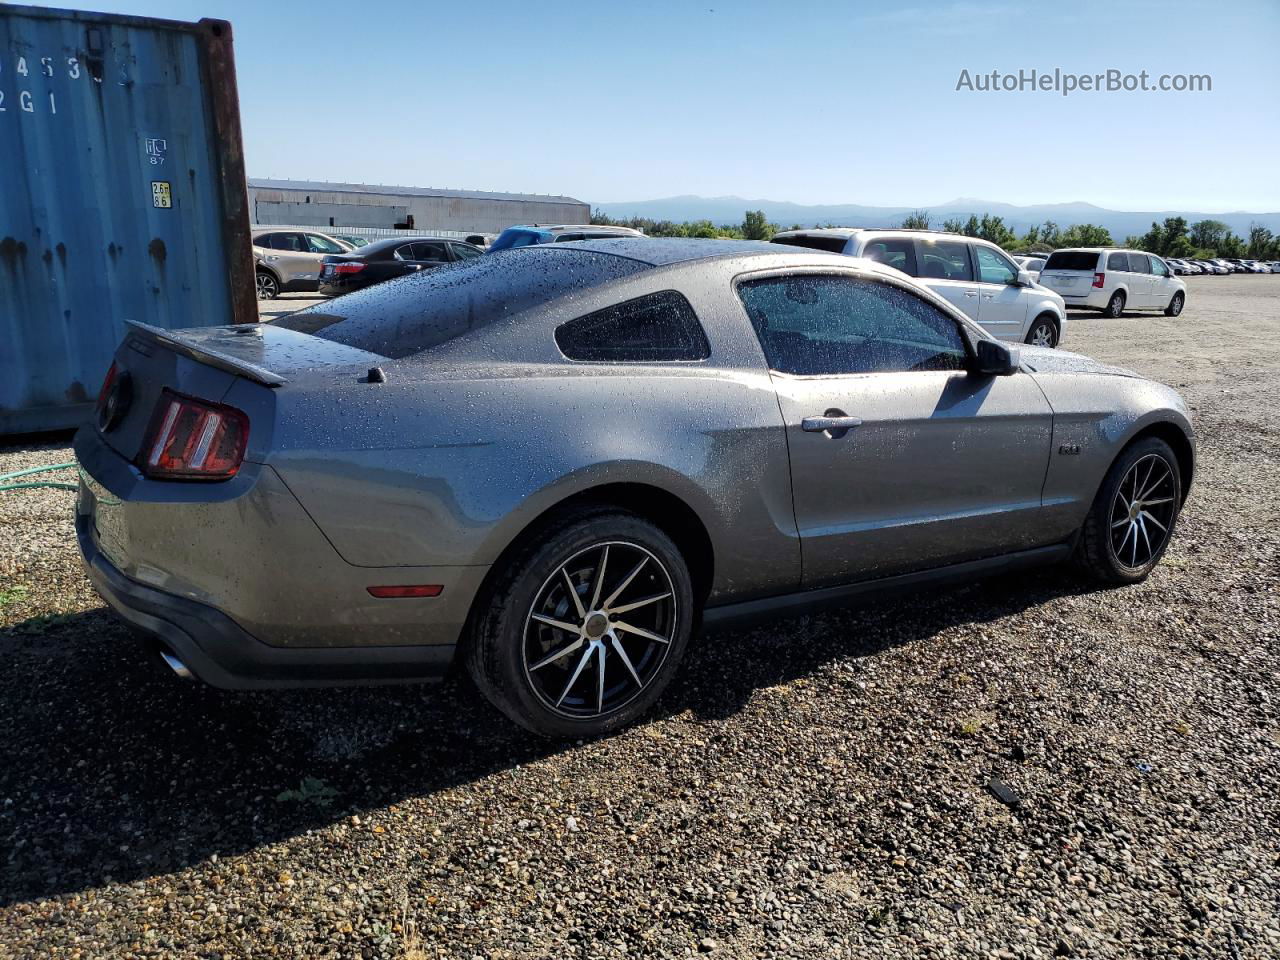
[
  {"xmin": 1077, "ymin": 436, "xmax": 1183, "ymax": 585},
  {"xmin": 1024, "ymin": 315, "xmax": 1060, "ymax": 348},
  {"xmin": 1102, "ymin": 291, "xmax": 1125, "ymax": 318},
  {"xmin": 1164, "ymin": 292, "xmax": 1185, "ymax": 317},
  {"xmin": 465, "ymin": 509, "xmax": 694, "ymax": 738},
  {"xmin": 256, "ymin": 270, "xmax": 280, "ymax": 300}
]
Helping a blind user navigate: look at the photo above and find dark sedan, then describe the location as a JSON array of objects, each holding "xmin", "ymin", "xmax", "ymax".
[{"xmin": 318, "ymin": 236, "xmax": 484, "ymax": 295}]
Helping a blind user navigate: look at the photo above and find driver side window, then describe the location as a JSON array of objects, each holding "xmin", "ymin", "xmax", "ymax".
[{"xmin": 736, "ymin": 275, "xmax": 969, "ymax": 376}]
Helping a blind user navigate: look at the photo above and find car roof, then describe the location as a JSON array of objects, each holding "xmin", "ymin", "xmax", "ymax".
[
  {"xmin": 353, "ymin": 236, "xmax": 468, "ymax": 254},
  {"xmin": 558, "ymin": 236, "xmax": 849, "ymax": 267}
]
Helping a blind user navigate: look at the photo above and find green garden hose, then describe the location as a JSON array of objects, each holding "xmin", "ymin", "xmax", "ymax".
[{"xmin": 0, "ymin": 462, "xmax": 79, "ymax": 492}]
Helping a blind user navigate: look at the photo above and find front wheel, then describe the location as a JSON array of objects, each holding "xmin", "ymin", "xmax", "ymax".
[
  {"xmin": 1164, "ymin": 292, "xmax": 1185, "ymax": 317},
  {"xmin": 1102, "ymin": 291, "xmax": 1126, "ymax": 318},
  {"xmin": 466, "ymin": 510, "xmax": 694, "ymax": 738},
  {"xmin": 1077, "ymin": 436, "xmax": 1183, "ymax": 585},
  {"xmin": 1025, "ymin": 316, "xmax": 1060, "ymax": 348}
]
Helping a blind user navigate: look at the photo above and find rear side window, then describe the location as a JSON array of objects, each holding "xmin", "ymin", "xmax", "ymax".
[
  {"xmin": 1128, "ymin": 253, "xmax": 1151, "ymax": 273},
  {"xmin": 555, "ymin": 291, "xmax": 709, "ymax": 362},
  {"xmin": 1107, "ymin": 252, "xmax": 1129, "ymax": 270},
  {"xmin": 274, "ymin": 248, "xmax": 649, "ymax": 359},
  {"xmin": 917, "ymin": 240, "xmax": 973, "ymax": 281},
  {"xmin": 861, "ymin": 238, "xmax": 918, "ymax": 276},
  {"xmin": 1045, "ymin": 251, "xmax": 1102, "ymax": 271},
  {"xmin": 770, "ymin": 234, "xmax": 850, "ymax": 254}
]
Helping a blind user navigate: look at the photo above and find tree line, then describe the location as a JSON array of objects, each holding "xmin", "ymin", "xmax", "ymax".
[{"xmin": 591, "ymin": 207, "xmax": 1279, "ymax": 260}]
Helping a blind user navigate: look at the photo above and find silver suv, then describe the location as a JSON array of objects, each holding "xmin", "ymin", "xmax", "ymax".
[
  {"xmin": 253, "ymin": 230, "xmax": 354, "ymax": 299},
  {"xmin": 771, "ymin": 229, "xmax": 1068, "ymax": 347}
]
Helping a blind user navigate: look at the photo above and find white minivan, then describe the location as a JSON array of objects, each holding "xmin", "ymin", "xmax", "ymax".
[
  {"xmin": 1038, "ymin": 248, "xmax": 1187, "ymax": 318},
  {"xmin": 770, "ymin": 229, "xmax": 1068, "ymax": 347}
]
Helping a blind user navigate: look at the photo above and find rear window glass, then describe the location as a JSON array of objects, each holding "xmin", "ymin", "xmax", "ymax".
[
  {"xmin": 770, "ymin": 235, "xmax": 849, "ymax": 254},
  {"xmin": 555, "ymin": 291, "xmax": 709, "ymax": 362},
  {"xmin": 1045, "ymin": 251, "xmax": 1102, "ymax": 271},
  {"xmin": 272, "ymin": 248, "xmax": 648, "ymax": 359}
]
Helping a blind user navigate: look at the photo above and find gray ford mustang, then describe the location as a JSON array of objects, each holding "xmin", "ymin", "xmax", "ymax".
[{"xmin": 75, "ymin": 238, "xmax": 1194, "ymax": 737}]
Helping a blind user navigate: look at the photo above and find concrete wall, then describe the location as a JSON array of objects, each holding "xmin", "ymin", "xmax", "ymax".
[{"xmin": 246, "ymin": 185, "xmax": 590, "ymax": 234}]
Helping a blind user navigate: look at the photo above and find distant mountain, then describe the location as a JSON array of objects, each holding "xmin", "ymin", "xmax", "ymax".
[{"xmin": 595, "ymin": 195, "xmax": 1280, "ymax": 239}]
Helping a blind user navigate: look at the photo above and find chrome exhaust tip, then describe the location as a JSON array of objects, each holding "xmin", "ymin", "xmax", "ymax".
[{"xmin": 159, "ymin": 649, "xmax": 194, "ymax": 680}]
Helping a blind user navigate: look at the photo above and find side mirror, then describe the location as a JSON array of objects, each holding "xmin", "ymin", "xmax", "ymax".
[
  {"xmin": 1011, "ymin": 269, "xmax": 1034, "ymax": 287},
  {"xmin": 974, "ymin": 338, "xmax": 1020, "ymax": 376}
]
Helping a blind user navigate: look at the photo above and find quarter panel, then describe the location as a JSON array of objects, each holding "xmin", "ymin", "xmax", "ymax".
[{"xmin": 269, "ymin": 367, "xmax": 800, "ymax": 603}]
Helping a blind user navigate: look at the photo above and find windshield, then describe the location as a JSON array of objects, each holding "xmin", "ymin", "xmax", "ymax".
[{"xmin": 489, "ymin": 227, "xmax": 554, "ymax": 252}]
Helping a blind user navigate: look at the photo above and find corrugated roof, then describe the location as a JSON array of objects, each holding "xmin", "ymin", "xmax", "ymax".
[{"xmin": 247, "ymin": 178, "xmax": 585, "ymax": 205}]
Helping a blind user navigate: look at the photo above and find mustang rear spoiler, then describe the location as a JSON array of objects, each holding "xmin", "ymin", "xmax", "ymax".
[{"xmin": 124, "ymin": 320, "xmax": 287, "ymax": 387}]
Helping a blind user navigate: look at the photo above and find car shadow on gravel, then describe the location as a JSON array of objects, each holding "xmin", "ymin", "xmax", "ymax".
[{"xmin": 0, "ymin": 566, "xmax": 1093, "ymax": 905}]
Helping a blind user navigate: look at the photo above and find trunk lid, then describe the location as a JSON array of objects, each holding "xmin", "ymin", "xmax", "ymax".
[
  {"xmin": 97, "ymin": 322, "xmax": 386, "ymax": 464},
  {"xmin": 1038, "ymin": 250, "xmax": 1103, "ymax": 293}
]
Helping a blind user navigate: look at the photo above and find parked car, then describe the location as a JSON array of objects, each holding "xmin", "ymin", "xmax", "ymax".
[
  {"xmin": 1201, "ymin": 260, "xmax": 1229, "ymax": 275},
  {"xmin": 1267, "ymin": 262, "xmax": 1280, "ymax": 274},
  {"xmin": 74, "ymin": 238, "xmax": 1194, "ymax": 737},
  {"xmin": 1038, "ymin": 249, "xmax": 1186, "ymax": 318},
  {"xmin": 771, "ymin": 229, "xmax": 1068, "ymax": 347},
  {"xmin": 332, "ymin": 234, "xmax": 370, "ymax": 249},
  {"xmin": 253, "ymin": 230, "xmax": 355, "ymax": 299},
  {"xmin": 318, "ymin": 237, "xmax": 484, "ymax": 296},
  {"xmin": 489, "ymin": 224, "xmax": 646, "ymax": 252},
  {"xmin": 1210, "ymin": 259, "xmax": 1236, "ymax": 274},
  {"xmin": 1165, "ymin": 258, "xmax": 1192, "ymax": 275},
  {"xmin": 1013, "ymin": 255, "xmax": 1047, "ymax": 279}
]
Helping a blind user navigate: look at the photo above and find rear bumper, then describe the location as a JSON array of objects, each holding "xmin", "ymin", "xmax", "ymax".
[{"xmin": 77, "ymin": 503, "xmax": 457, "ymax": 690}]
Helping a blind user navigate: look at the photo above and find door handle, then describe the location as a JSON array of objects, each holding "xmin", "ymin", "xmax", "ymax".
[
  {"xmin": 982, "ymin": 293, "xmax": 994, "ymax": 300},
  {"xmin": 963, "ymin": 290, "xmax": 978, "ymax": 297},
  {"xmin": 802, "ymin": 412, "xmax": 862, "ymax": 438}
]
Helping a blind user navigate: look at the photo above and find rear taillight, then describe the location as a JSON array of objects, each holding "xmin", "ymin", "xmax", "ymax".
[
  {"xmin": 141, "ymin": 390, "xmax": 249, "ymax": 480},
  {"xmin": 1093, "ymin": 272, "xmax": 1106, "ymax": 288},
  {"xmin": 95, "ymin": 362, "xmax": 119, "ymax": 416},
  {"xmin": 333, "ymin": 262, "xmax": 365, "ymax": 275}
]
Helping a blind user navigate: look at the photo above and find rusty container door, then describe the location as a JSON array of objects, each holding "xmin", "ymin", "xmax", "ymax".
[{"xmin": 0, "ymin": 5, "xmax": 254, "ymax": 435}]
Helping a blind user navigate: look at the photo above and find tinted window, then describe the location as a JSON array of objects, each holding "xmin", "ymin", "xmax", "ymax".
[
  {"xmin": 1045, "ymin": 251, "xmax": 1102, "ymax": 271},
  {"xmin": 737, "ymin": 275, "xmax": 968, "ymax": 377},
  {"xmin": 452, "ymin": 243, "xmax": 482, "ymax": 260},
  {"xmin": 253, "ymin": 233, "xmax": 278, "ymax": 249},
  {"xmin": 771, "ymin": 235, "xmax": 850, "ymax": 254},
  {"xmin": 410, "ymin": 242, "xmax": 448, "ymax": 261},
  {"xmin": 917, "ymin": 240, "xmax": 973, "ymax": 281},
  {"xmin": 306, "ymin": 234, "xmax": 344, "ymax": 254},
  {"xmin": 273, "ymin": 248, "xmax": 649, "ymax": 359},
  {"xmin": 974, "ymin": 245, "xmax": 1017, "ymax": 284},
  {"xmin": 260, "ymin": 232, "xmax": 305, "ymax": 252},
  {"xmin": 554, "ymin": 233, "xmax": 586, "ymax": 242},
  {"xmin": 1127, "ymin": 253, "xmax": 1151, "ymax": 274},
  {"xmin": 862, "ymin": 238, "xmax": 918, "ymax": 276},
  {"xmin": 555, "ymin": 291, "xmax": 709, "ymax": 362},
  {"xmin": 1107, "ymin": 252, "xmax": 1130, "ymax": 271}
]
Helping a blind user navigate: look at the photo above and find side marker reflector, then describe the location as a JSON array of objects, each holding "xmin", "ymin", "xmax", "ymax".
[{"xmin": 367, "ymin": 585, "xmax": 443, "ymax": 598}]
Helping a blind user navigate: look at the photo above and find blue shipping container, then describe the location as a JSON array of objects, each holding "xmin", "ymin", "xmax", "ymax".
[{"xmin": 0, "ymin": 5, "xmax": 254, "ymax": 435}]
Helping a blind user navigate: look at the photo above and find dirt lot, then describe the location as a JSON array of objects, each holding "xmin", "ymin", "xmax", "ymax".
[{"xmin": 2, "ymin": 276, "xmax": 1277, "ymax": 959}]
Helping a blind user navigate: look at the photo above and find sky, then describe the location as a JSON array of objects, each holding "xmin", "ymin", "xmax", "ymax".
[{"xmin": 23, "ymin": 0, "xmax": 1280, "ymax": 212}]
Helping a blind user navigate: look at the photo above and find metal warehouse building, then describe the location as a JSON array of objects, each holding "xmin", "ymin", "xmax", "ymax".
[{"xmin": 246, "ymin": 179, "xmax": 589, "ymax": 235}]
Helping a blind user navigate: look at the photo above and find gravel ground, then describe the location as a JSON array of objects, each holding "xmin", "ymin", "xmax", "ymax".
[{"xmin": 2, "ymin": 276, "xmax": 1277, "ymax": 959}]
